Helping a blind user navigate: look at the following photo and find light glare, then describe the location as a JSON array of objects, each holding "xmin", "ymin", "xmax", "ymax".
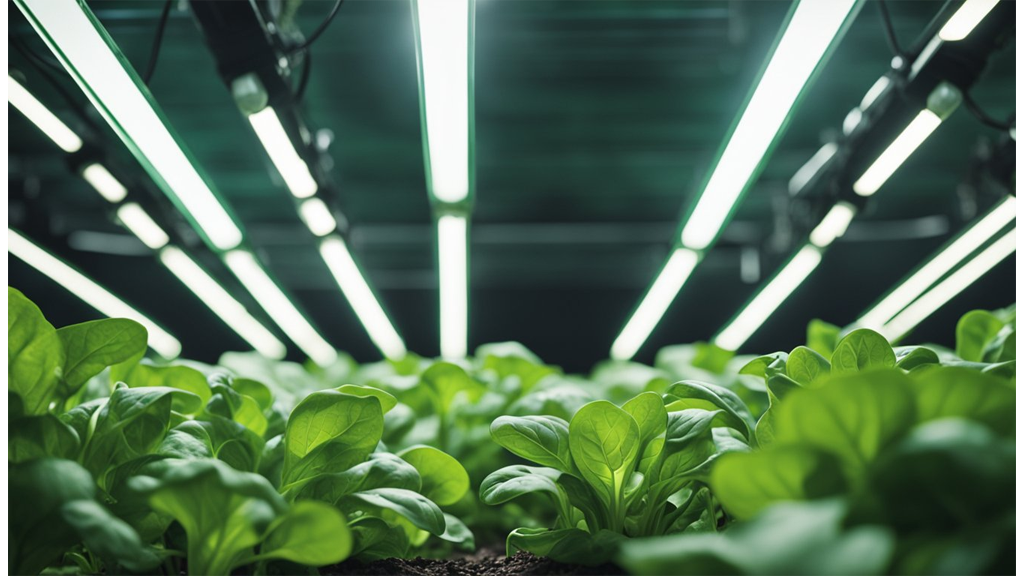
[
  {"xmin": 249, "ymin": 108, "xmax": 318, "ymax": 199},
  {"xmin": 116, "ymin": 203, "xmax": 170, "ymax": 249}
]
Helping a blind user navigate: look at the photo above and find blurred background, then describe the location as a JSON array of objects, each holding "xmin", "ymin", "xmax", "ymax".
[{"xmin": 8, "ymin": 0, "xmax": 1016, "ymax": 372}]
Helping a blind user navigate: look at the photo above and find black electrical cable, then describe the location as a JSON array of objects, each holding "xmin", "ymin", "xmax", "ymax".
[
  {"xmin": 287, "ymin": 0, "xmax": 344, "ymax": 55},
  {"xmin": 141, "ymin": 0, "xmax": 173, "ymax": 85},
  {"xmin": 961, "ymin": 91, "xmax": 1015, "ymax": 132},
  {"xmin": 876, "ymin": 0, "xmax": 904, "ymax": 59},
  {"xmin": 294, "ymin": 50, "xmax": 313, "ymax": 103}
]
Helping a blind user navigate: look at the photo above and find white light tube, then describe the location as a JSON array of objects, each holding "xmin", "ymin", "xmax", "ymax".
[
  {"xmin": 853, "ymin": 110, "xmax": 942, "ymax": 196},
  {"xmin": 809, "ymin": 202, "xmax": 857, "ymax": 248},
  {"xmin": 223, "ymin": 250, "xmax": 337, "ymax": 366},
  {"xmin": 714, "ymin": 245, "xmax": 823, "ymax": 351},
  {"xmin": 82, "ymin": 163, "xmax": 128, "ymax": 203},
  {"xmin": 15, "ymin": 0, "xmax": 243, "ymax": 250},
  {"xmin": 680, "ymin": 0, "xmax": 858, "ymax": 249},
  {"xmin": 320, "ymin": 236, "xmax": 407, "ymax": 360},
  {"xmin": 159, "ymin": 246, "xmax": 287, "ymax": 359},
  {"xmin": 939, "ymin": 0, "xmax": 1000, "ymax": 41},
  {"xmin": 860, "ymin": 76, "xmax": 891, "ymax": 110},
  {"xmin": 415, "ymin": 0, "xmax": 471, "ymax": 203},
  {"xmin": 610, "ymin": 248, "xmax": 700, "ymax": 360},
  {"xmin": 882, "ymin": 228, "xmax": 1015, "ymax": 339},
  {"xmin": 438, "ymin": 215, "xmax": 468, "ymax": 359},
  {"xmin": 788, "ymin": 142, "xmax": 838, "ymax": 194},
  {"xmin": 857, "ymin": 196, "xmax": 1016, "ymax": 329},
  {"xmin": 248, "ymin": 108, "xmax": 318, "ymax": 199},
  {"xmin": 299, "ymin": 198, "xmax": 337, "ymax": 237},
  {"xmin": 8, "ymin": 75, "xmax": 83, "ymax": 153},
  {"xmin": 8, "ymin": 228, "xmax": 181, "ymax": 358},
  {"xmin": 116, "ymin": 203, "xmax": 170, "ymax": 250}
]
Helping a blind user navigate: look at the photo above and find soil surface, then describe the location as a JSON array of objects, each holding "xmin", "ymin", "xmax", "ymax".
[{"xmin": 322, "ymin": 547, "xmax": 626, "ymax": 576}]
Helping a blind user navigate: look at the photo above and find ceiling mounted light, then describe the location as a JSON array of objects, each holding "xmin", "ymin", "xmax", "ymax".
[
  {"xmin": 714, "ymin": 245, "xmax": 823, "ymax": 351},
  {"xmin": 320, "ymin": 236, "xmax": 407, "ymax": 360},
  {"xmin": 8, "ymin": 228, "xmax": 181, "ymax": 358},
  {"xmin": 939, "ymin": 0, "xmax": 1000, "ymax": 41},
  {"xmin": 116, "ymin": 203, "xmax": 170, "ymax": 250},
  {"xmin": 852, "ymin": 110, "xmax": 942, "ymax": 196},
  {"xmin": 223, "ymin": 250, "xmax": 337, "ymax": 366},
  {"xmin": 610, "ymin": 248, "xmax": 700, "ymax": 360},
  {"xmin": 8, "ymin": 75, "xmax": 83, "ymax": 153},
  {"xmin": 159, "ymin": 246, "xmax": 287, "ymax": 359},
  {"xmin": 788, "ymin": 142, "xmax": 838, "ymax": 194},
  {"xmin": 809, "ymin": 202, "xmax": 857, "ymax": 248},
  {"xmin": 437, "ymin": 214, "xmax": 468, "ymax": 359},
  {"xmin": 679, "ymin": 0, "xmax": 859, "ymax": 249},
  {"xmin": 15, "ymin": 0, "xmax": 243, "ymax": 251},
  {"xmin": 81, "ymin": 163, "xmax": 128, "ymax": 203},
  {"xmin": 298, "ymin": 198, "xmax": 337, "ymax": 237},
  {"xmin": 248, "ymin": 107, "xmax": 318, "ymax": 199}
]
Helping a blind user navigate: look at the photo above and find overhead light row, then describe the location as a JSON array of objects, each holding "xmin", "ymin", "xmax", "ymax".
[{"xmin": 610, "ymin": 0, "xmax": 859, "ymax": 360}]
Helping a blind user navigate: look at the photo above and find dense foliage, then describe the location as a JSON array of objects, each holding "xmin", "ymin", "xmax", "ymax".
[{"xmin": 8, "ymin": 285, "xmax": 1015, "ymax": 575}]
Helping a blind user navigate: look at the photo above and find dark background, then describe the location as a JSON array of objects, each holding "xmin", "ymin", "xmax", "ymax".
[{"xmin": 8, "ymin": 1, "xmax": 1016, "ymax": 373}]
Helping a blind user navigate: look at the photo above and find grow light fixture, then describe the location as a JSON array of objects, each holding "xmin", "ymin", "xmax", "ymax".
[
  {"xmin": 852, "ymin": 110, "xmax": 942, "ymax": 196},
  {"xmin": 415, "ymin": 0, "xmax": 472, "ymax": 204},
  {"xmin": 82, "ymin": 164, "xmax": 128, "ymax": 203},
  {"xmin": 438, "ymin": 215, "xmax": 468, "ymax": 359},
  {"xmin": 248, "ymin": 107, "xmax": 318, "ymax": 199},
  {"xmin": 15, "ymin": 0, "xmax": 243, "ymax": 251},
  {"xmin": 159, "ymin": 247, "xmax": 287, "ymax": 359},
  {"xmin": 788, "ymin": 143, "xmax": 839, "ymax": 195},
  {"xmin": 8, "ymin": 228, "xmax": 181, "ymax": 359},
  {"xmin": 939, "ymin": 0, "xmax": 1000, "ymax": 41},
  {"xmin": 679, "ymin": 0, "xmax": 858, "ymax": 250},
  {"xmin": 882, "ymin": 227, "xmax": 1015, "ymax": 339},
  {"xmin": 610, "ymin": 248, "xmax": 700, "ymax": 360},
  {"xmin": 8, "ymin": 75, "xmax": 83, "ymax": 153},
  {"xmin": 320, "ymin": 236, "xmax": 408, "ymax": 360},
  {"xmin": 714, "ymin": 245, "xmax": 823, "ymax": 351},
  {"xmin": 299, "ymin": 198, "xmax": 337, "ymax": 237},
  {"xmin": 857, "ymin": 196, "xmax": 1016, "ymax": 330},
  {"xmin": 116, "ymin": 203, "xmax": 170, "ymax": 250},
  {"xmin": 223, "ymin": 250, "xmax": 337, "ymax": 366},
  {"xmin": 809, "ymin": 202, "xmax": 857, "ymax": 248}
]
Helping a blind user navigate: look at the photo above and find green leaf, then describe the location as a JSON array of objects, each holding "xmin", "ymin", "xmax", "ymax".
[
  {"xmin": 60, "ymin": 499, "xmax": 162, "ymax": 572},
  {"xmin": 439, "ymin": 513, "xmax": 475, "ymax": 551},
  {"xmin": 8, "ymin": 287, "xmax": 66, "ymax": 415},
  {"xmin": 207, "ymin": 383, "xmax": 269, "ymax": 437},
  {"xmin": 755, "ymin": 374, "xmax": 803, "ymax": 447},
  {"xmin": 908, "ymin": 366, "xmax": 1014, "ymax": 435},
  {"xmin": 480, "ymin": 465, "xmax": 563, "ymax": 505},
  {"xmin": 421, "ymin": 362, "xmax": 485, "ymax": 412},
  {"xmin": 281, "ymin": 390, "xmax": 383, "ymax": 489},
  {"xmin": 57, "ymin": 318, "xmax": 147, "ymax": 394},
  {"xmin": 9, "ymin": 412, "xmax": 80, "ymax": 463},
  {"xmin": 711, "ymin": 446, "xmax": 846, "ymax": 520},
  {"xmin": 164, "ymin": 417, "xmax": 265, "ymax": 472},
  {"xmin": 664, "ymin": 380, "xmax": 756, "ymax": 439},
  {"xmin": 349, "ymin": 518, "xmax": 410, "ymax": 561},
  {"xmin": 231, "ymin": 378, "xmax": 274, "ymax": 411},
  {"xmin": 690, "ymin": 342, "xmax": 734, "ymax": 374},
  {"xmin": 257, "ymin": 500, "xmax": 352, "ymax": 566},
  {"xmin": 894, "ymin": 346, "xmax": 940, "ymax": 371},
  {"xmin": 507, "ymin": 527, "xmax": 624, "ymax": 566},
  {"xmin": 490, "ymin": 414, "xmax": 574, "ymax": 473},
  {"xmin": 830, "ymin": 329, "xmax": 896, "ymax": 374},
  {"xmin": 739, "ymin": 352, "xmax": 788, "ymax": 380},
  {"xmin": 786, "ymin": 346, "xmax": 830, "ymax": 386},
  {"xmin": 774, "ymin": 370, "xmax": 916, "ymax": 477},
  {"xmin": 568, "ymin": 401, "xmax": 640, "ymax": 512},
  {"xmin": 956, "ymin": 310, "xmax": 1006, "ymax": 362},
  {"xmin": 114, "ymin": 360, "xmax": 211, "ymax": 413},
  {"xmin": 807, "ymin": 319, "xmax": 842, "ymax": 357},
  {"xmin": 335, "ymin": 384, "xmax": 397, "ymax": 414},
  {"xmin": 347, "ymin": 487, "xmax": 446, "ymax": 535},
  {"xmin": 397, "ymin": 445, "xmax": 470, "ymax": 506},
  {"xmin": 622, "ymin": 391, "xmax": 668, "ymax": 448}
]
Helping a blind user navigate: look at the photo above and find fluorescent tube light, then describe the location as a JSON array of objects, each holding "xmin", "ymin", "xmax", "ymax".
[
  {"xmin": 299, "ymin": 198, "xmax": 337, "ymax": 237},
  {"xmin": 939, "ymin": 0, "xmax": 1000, "ymax": 41},
  {"xmin": 223, "ymin": 250, "xmax": 337, "ymax": 366},
  {"xmin": 788, "ymin": 142, "xmax": 838, "ymax": 194},
  {"xmin": 809, "ymin": 202, "xmax": 857, "ymax": 248},
  {"xmin": 852, "ymin": 110, "xmax": 942, "ymax": 196},
  {"xmin": 320, "ymin": 236, "xmax": 407, "ymax": 360},
  {"xmin": 882, "ymin": 227, "xmax": 1015, "ymax": 339},
  {"xmin": 679, "ymin": 0, "xmax": 858, "ymax": 249},
  {"xmin": 248, "ymin": 108, "xmax": 318, "ymax": 199},
  {"xmin": 8, "ymin": 75, "xmax": 83, "ymax": 153},
  {"xmin": 857, "ymin": 196, "xmax": 1016, "ymax": 329},
  {"xmin": 438, "ymin": 215, "xmax": 468, "ymax": 359},
  {"xmin": 714, "ymin": 245, "xmax": 823, "ymax": 351},
  {"xmin": 415, "ymin": 0, "xmax": 471, "ymax": 203},
  {"xmin": 610, "ymin": 248, "xmax": 700, "ymax": 360},
  {"xmin": 116, "ymin": 203, "xmax": 170, "ymax": 250},
  {"xmin": 15, "ymin": 0, "xmax": 243, "ymax": 250},
  {"xmin": 159, "ymin": 246, "xmax": 287, "ymax": 359},
  {"xmin": 82, "ymin": 163, "xmax": 128, "ymax": 203},
  {"xmin": 860, "ymin": 76, "xmax": 891, "ymax": 110},
  {"xmin": 8, "ymin": 228, "xmax": 181, "ymax": 358}
]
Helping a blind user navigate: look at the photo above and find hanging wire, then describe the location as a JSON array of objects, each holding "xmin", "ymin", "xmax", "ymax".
[
  {"xmin": 876, "ymin": 0, "xmax": 904, "ymax": 59},
  {"xmin": 286, "ymin": 0, "xmax": 344, "ymax": 55},
  {"xmin": 141, "ymin": 0, "xmax": 174, "ymax": 85},
  {"xmin": 961, "ymin": 91, "xmax": 1015, "ymax": 132},
  {"xmin": 294, "ymin": 50, "xmax": 313, "ymax": 103}
]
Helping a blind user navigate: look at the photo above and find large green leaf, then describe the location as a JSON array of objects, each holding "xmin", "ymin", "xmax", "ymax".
[
  {"xmin": 58, "ymin": 318, "xmax": 147, "ymax": 394},
  {"xmin": 490, "ymin": 414, "xmax": 574, "ymax": 473},
  {"xmin": 908, "ymin": 366, "xmax": 1014, "ymax": 435},
  {"xmin": 397, "ymin": 445, "xmax": 470, "ymax": 506},
  {"xmin": 664, "ymin": 380, "xmax": 756, "ymax": 439},
  {"xmin": 568, "ymin": 401, "xmax": 640, "ymax": 513},
  {"xmin": 347, "ymin": 487, "xmax": 446, "ymax": 535},
  {"xmin": 206, "ymin": 382, "xmax": 269, "ymax": 437},
  {"xmin": 291, "ymin": 452, "xmax": 421, "ymax": 503},
  {"xmin": 956, "ymin": 310, "xmax": 1006, "ymax": 362},
  {"xmin": 507, "ymin": 527, "xmax": 625, "ymax": 566},
  {"xmin": 256, "ymin": 500, "xmax": 351, "ymax": 566},
  {"xmin": 786, "ymin": 346, "xmax": 830, "ymax": 386},
  {"xmin": 807, "ymin": 319, "xmax": 842, "ymax": 357},
  {"xmin": 9, "ymin": 412, "xmax": 80, "ymax": 463},
  {"xmin": 8, "ymin": 287, "xmax": 66, "ymax": 415},
  {"xmin": 831, "ymin": 329, "xmax": 896, "ymax": 374},
  {"xmin": 622, "ymin": 391, "xmax": 668, "ymax": 449},
  {"xmin": 113, "ymin": 359, "xmax": 211, "ymax": 413},
  {"xmin": 479, "ymin": 464, "xmax": 563, "ymax": 505},
  {"xmin": 60, "ymin": 500, "xmax": 162, "ymax": 572}
]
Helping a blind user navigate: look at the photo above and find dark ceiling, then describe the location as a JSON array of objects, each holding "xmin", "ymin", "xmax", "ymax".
[{"xmin": 8, "ymin": 0, "xmax": 1016, "ymax": 372}]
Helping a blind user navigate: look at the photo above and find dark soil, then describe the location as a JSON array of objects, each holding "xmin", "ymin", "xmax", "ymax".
[{"xmin": 322, "ymin": 547, "xmax": 625, "ymax": 576}]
